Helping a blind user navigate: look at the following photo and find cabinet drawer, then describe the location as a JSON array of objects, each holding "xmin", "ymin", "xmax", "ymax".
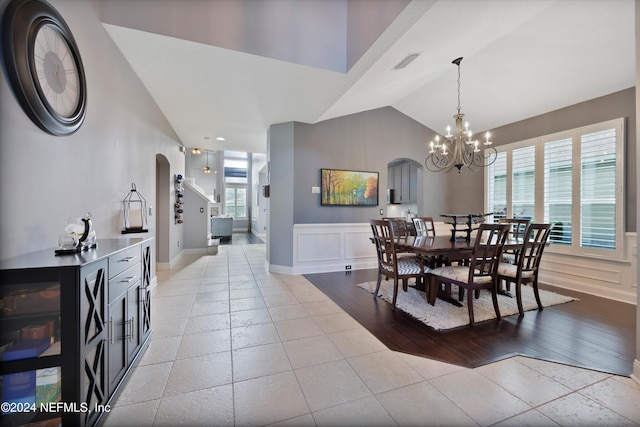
[
  {"xmin": 109, "ymin": 245, "xmax": 141, "ymax": 279},
  {"xmin": 109, "ymin": 264, "xmax": 140, "ymax": 304}
]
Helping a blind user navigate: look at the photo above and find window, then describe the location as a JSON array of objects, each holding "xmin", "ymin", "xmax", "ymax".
[
  {"xmin": 512, "ymin": 146, "xmax": 535, "ymax": 220},
  {"xmin": 225, "ymin": 187, "xmax": 246, "ymax": 218},
  {"xmin": 223, "ymin": 151, "xmax": 249, "ymax": 218},
  {"xmin": 487, "ymin": 152, "xmax": 507, "ymax": 220},
  {"xmin": 544, "ymin": 137, "xmax": 573, "ymax": 245},
  {"xmin": 486, "ymin": 118, "xmax": 624, "ymax": 259}
]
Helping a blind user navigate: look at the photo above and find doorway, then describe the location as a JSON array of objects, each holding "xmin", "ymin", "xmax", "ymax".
[{"xmin": 155, "ymin": 154, "xmax": 170, "ymax": 266}]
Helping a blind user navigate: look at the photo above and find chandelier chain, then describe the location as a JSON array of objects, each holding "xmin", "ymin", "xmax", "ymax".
[
  {"xmin": 456, "ymin": 62, "xmax": 461, "ymax": 115},
  {"xmin": 424, "ymin": 56, "xmax": 497, "ymax": 173}
]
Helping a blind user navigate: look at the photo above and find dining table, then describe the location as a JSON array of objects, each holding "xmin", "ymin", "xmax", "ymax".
[{"xmin": 393, "ymin": 234, "xmax": 524, "ymax": 305}]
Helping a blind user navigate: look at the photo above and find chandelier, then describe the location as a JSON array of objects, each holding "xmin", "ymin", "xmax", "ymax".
[{"xmin": 425, "ymin": 57, "xmax": 497, "ymax": 173}]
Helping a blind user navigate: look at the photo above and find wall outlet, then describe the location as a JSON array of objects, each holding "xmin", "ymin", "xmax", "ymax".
[
  {"xmin": 345, "ymin": 265, "xmax": 352, "ymax": 270},
  {"xmin": 177, "ymin": 240, "xmax": 180, "ymax": 247}
]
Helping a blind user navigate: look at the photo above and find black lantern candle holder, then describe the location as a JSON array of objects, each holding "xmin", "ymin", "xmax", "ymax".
[{"xmin": 122, "ymin": 183, "xmax": 148, "ymax": 233}]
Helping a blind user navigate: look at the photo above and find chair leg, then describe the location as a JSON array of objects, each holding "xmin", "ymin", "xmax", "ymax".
[
  {"xmin": 466, "ymin": 288, "xmax": 475, "ymax": 326},
  {"xmin": 516, "ymin": 280, "xmax": 524, "ymax": 316},
  {"xmin": 491, "ymin": 285, "xmax": 502, "ymax": 321},
  {"xmin": 391, "ymin": 278, "xmax": 399, "ymax": 310},
  {"xmin": 402, "ymin": 278, "xmax": 408, "ymax": 292},
  {"xmin": 533, "ymin": 278, "xmax": 543, "ymax": 311},
  {"xmin": 374, "ymin": 274, "xmax": 382, "ymax": 298}
]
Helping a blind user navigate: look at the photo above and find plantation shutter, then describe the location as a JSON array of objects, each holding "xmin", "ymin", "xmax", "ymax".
[
  {"xmin": 487, "ymin": 151, "xmax": 507, "ymax": 220},
  {"xmin": 544, "ymin": 138, "xmax": 573, "ymax": 245},
  {"xmin": 580, "ymin": 128, "xmax": 617, "ymax": 250},
  {"xmin": 511, "ymin": 146, "xmax": 535, "ymax": 220}
]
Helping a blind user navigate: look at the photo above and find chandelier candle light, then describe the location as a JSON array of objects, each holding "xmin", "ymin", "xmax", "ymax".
[{"xmin": 425, "ymin": 57, "xmax": 497, "ymax": 173}]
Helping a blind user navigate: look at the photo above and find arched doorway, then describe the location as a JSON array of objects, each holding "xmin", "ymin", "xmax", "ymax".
[{"xmin": 156, "ymin": 154, "xmax": 171, "ymax": 265}]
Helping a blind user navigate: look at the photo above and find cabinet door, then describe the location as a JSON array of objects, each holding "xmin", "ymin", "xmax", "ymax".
[
  {"xmin": 401, "ymin": 163, "xmax": 410, "ymax": 202},
  {"xmin": 408, "ymin": 162, "xmax": 418, "ymax": 203},
  {"xmin": 393, "ymin": 165, "xmax": 402, "ymax": 197},
  {"xmin": 140, "ymin": 242, "xmax": 152, "ymax": 343},
  {"xmin": 80, "ymin": 259, "xmax": 108, "ymax": 426},
  {"xmin": 107, "ymin": 292, "xmax": 127, "ymax": 394},
  {"xmin": 127, "ymin": 283, "xmax": 142, "ymax": 363}
]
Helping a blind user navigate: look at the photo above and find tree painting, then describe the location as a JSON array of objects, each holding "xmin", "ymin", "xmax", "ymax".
[{"xmin": 321, "ymin": 169, "xmax": 378, "ymax": 206}]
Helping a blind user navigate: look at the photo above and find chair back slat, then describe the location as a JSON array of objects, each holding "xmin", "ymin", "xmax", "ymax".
[
  {"xmin": 470, "ymin": 223, "xmax": 510, "ymax": 280},
  {"xmin": 498, "ymin": 218, "xmax": 530, "ymax": 240},
  {"xmin": 413, "ymin": 217, "xmax": 436, "ymax": 237},
  {"xmin": 519, "ymin": 223, "xmax": 552, "ymax": 272},
  {"xmin": 383, "ymin": 217, "xmax": 410, "ymax": 237}
]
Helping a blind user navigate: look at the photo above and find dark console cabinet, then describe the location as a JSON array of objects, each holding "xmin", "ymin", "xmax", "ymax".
[{"xmin": 0, "ymin": 238, "xmax": 153, "ymax": 426}]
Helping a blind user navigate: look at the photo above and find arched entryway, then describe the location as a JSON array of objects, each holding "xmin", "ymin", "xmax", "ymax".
[{"xmin": 156, "ymin": 154, "xmax": 171, "ymax": 265}]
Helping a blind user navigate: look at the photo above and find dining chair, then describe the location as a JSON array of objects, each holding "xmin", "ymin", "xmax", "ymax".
[
  {"xmin": 382, "ymin": 217, "xmax": 413, "ymax": 258},
  {"xmin": 412, "ymin": 217, "xmax": 436, "ymax": 237},
  {"xmin": 428, "ymin": 223, "xmax": 510, "ymax": 326},
  {"xmin": 370, "ymin": 219, "xmax": 431, "ymax": 310},
  {"xmin": 498, "ymin": 218, "xmax": 530, "ymax": 264},
  {"xmin": 412, "ymin": 216, "xmax": 442, "ymax": 268},
  {"xmin": 497, "ymin": 218, "xmax": 531, "ymax": 293},
  {"xmin": 496, "ymin": 223, "xmax": 552, "ymax": 316}
]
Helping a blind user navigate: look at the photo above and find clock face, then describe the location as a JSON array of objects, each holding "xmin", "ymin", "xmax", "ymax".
[
  {"xmin": 33, "ymin": 23, "xmax": 81, "ymax": 117},
  {"xmin": 1, "ymin": 0, "xmax": 87, "ymax": 136}
]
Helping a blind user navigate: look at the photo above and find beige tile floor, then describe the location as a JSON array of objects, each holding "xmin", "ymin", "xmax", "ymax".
[{"xmin": 105, "ymin": 243, "xmax": 640, "ymax": 426}]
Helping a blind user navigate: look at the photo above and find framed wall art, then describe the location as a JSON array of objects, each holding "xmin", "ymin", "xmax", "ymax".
[{"xmin": 320, "ymin": 168, "xmax": 378, "ymax": 206}]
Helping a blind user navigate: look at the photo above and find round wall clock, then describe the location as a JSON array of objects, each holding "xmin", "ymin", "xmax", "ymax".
[{"xmin": 1, "ymin": 0, "xmax": 87, "ymax": 136}]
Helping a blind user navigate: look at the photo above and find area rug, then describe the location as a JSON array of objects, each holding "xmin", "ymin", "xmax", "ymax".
[{"xmin": 357, "ymin": 280, "xmax": 576, "ymax": 330}]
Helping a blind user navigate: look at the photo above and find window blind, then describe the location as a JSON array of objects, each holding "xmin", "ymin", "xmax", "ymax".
[
  {"xmin": 511, "ymin": 146, "xmax": 535, "ymax": 220},
  {"xmin": 487, "ymin": 151, "xmax": 507, "ymax": 220},
  {"xmin": 544, "ymin": 138, "xmax": 573, "ymax": 245},
  {"xmin": 580, "ymin": 128, "xmax": 616, "ymax": 250}
]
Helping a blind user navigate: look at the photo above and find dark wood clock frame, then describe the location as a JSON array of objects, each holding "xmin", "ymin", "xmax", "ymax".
[{"xmin": 1, "ymin": 0, "xmax": 87, "ymax": 136}]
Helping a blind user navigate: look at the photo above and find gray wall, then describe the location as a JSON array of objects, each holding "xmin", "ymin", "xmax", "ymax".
[
  {"xmin": 447, "ymin": 88, "xmax": 637, "ymax": 232},
  {"xmin": 268, "ymin": 107, "xmax": 447, "ymax": 268},
  {"xmin": 291, "ymin": 107, "xmax": 447, "ymax": 224},
  {"xmin": 182, "ymin": 184, "xmax": 210, "ymax": 249},
  {"xmin": 267, "ymin": 123, "xmax": 295, "ymax": 267},
  {"xmin": 0, "ymin": 0, "xmax": 185, "ymax": 261}
]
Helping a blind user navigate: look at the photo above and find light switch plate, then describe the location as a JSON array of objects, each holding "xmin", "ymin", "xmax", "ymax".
[{"xmin": 312, "ymin": 186, "xmax": 320, "ymax": 194}]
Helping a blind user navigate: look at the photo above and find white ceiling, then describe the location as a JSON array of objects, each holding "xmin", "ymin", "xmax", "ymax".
[{"xmin": 101, "ymin": 0, "xmax": 635, "ymax": 154}]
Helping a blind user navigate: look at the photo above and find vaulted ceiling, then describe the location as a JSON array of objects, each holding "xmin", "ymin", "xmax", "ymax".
[{"xmin": 98, "ymin": 0, "xmax": 635, "ymax": 154}]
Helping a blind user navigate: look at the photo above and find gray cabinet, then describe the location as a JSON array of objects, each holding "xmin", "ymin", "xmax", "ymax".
[
  {"xmin": 0, "ymin": 238, "xmax": 153, "ymax": 427},
  {"xmin": 388, "ymin": 162, "xmax": 418, "ymax": 203}
]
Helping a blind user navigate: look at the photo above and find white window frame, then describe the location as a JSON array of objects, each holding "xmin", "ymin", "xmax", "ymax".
[
  {"xmin": 225, "ymin": 185, "xmax": 247, "ymax": 218},
  {"xmin": 485, "ymin": 117, "xmax": 625, "ymax": 261}
]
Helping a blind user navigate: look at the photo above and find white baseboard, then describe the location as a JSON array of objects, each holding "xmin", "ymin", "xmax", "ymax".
[{"xmin": 632, "ymin": 359, "xmax": 640, "ymax": 385}]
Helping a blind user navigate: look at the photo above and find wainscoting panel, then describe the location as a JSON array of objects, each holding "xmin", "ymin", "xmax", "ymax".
[
  {"xmin": 277, "ymin": 224, "xmax": 637, "ymax": 303},
  {"xmin": 291, "ymin": 224, "xmax": 377, "ymax": 274},
  {"xmin": 536, "ymin": 232, "xmax": 636, "ymax": 304},
  {"xmin": 296, "ymin": 231, "xmax": 342, "ymax": 263}
]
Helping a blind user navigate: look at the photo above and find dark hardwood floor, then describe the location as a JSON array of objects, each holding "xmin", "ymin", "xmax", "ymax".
[
  {"xmin": 304, "ymin": 269, "xmax": 636, "ymax": 376},
  {"xmin": 219, "ymin": 232, "xmax": 264, "ymax": 245}
]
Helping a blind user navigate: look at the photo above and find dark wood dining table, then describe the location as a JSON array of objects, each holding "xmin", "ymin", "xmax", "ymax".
[{"xmin": 393, "ymin": 235, "xmax": 524, "ymax": 305}]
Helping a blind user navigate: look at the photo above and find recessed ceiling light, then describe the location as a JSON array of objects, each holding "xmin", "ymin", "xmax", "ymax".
[{"xmin": 216, "ymin": 137, "xmax": 225, "ymax": 141}]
